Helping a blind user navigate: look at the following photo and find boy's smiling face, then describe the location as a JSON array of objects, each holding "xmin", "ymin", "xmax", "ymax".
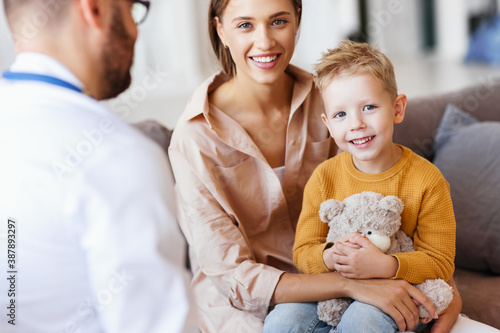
[{"xmin": 321, "ymin": 74, "xmax": 407, "ymax": 174}]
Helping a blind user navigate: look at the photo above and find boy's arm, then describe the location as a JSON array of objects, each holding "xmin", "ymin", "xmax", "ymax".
[
  {"xmin": 293, "ymin": 169, "xmax": 332, "ymax": 274},
  {"xmin": 329, "ymin": 173, "xmax": 455, "ymax": 282},
  {"xmin": 393, "ymin": 176, "xmax": 456, "ymax": 284}
]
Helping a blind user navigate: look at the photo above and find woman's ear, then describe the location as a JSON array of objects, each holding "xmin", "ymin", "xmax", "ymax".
[
  {"xmin": 214, "ymin": 16, "xmax": 227, "ymax": 48},
  {"xmin": 393, "ymin": 93, "xmax": 407, "ymax": 124}
]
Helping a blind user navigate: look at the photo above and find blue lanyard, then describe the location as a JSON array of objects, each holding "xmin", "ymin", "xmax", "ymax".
[{"xmin": 2, "ymin": 71, "xmax": 83, "ymax": 93}]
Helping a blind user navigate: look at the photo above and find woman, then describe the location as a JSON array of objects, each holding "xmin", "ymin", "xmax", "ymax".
[{"xmin": 169, "ymin": 0, "xmax": 476, "ymax": 332}]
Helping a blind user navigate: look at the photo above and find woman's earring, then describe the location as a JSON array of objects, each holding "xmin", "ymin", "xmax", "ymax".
[{"xmin": 224, "ymin": 43, "xmax": 229, "ymax": 49}]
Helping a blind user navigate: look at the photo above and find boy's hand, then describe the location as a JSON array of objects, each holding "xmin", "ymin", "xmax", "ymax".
[
  {"xmin": 332, "ymin": 233, "xmax": 399, "ymax": 279},
  {"xmin": 323, "ymin": 232, "xmax": 360, "ymax": 271},
  {"xmin": 335, "ymin": 232, "xmax": 362, "ymax": 246}
]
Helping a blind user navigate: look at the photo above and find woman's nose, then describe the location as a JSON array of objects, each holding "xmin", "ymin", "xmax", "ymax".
[{"xmin": 255, "ymin": 26, "xmax": 275, "ymax": 50}]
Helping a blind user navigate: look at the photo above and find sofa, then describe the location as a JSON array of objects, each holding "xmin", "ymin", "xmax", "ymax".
[
  {"xmin": 135, "ymin": 80, "xmax": 500, "ymax": 330},
  {"xmin": 394, "ymin": 81, "xmax": 500, "ymax": 329}
]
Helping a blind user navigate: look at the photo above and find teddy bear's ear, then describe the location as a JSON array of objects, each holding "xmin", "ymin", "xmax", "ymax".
[
  {"xmin": 379, "ymin": 195, "xmax": 404, "ymax": 215},
  {"xmin": 319, "ymin": 199, "xmax": 344, "ymax": 223}
]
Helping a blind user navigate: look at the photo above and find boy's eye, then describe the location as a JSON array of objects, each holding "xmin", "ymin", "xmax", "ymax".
[
  {"xmin": 333, "ymin": 111, "xmax": 346, "ymax": 119},
  {"xmin": 363, "ymin": 105, "xmax": 375, "ymax": 111}
]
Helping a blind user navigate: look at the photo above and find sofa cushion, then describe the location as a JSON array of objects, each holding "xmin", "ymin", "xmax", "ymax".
[
  {"xmin": 454, "ymin": 267, "xmax": 500, "ymax": 329},
  {"xmin": 132, "ymin": 120, "xmax": 173, "ymax": 156},
  {"xmin": 394, "ymin": 82, "xmax": 500, "ymax": 161},
  {"xmin": 433, "ymin": 104, "xmax": 500, "ymax": 274}
]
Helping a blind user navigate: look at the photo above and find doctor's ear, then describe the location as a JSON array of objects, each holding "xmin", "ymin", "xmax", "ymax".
[{"xmin": 80, "ymin": 0, "xmax": 108, "ymax": 30}]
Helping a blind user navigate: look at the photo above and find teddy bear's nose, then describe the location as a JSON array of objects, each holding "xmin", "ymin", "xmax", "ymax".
[{"xmin": 367, "ymin": 231, "xmax": 372, "ymax": 235}]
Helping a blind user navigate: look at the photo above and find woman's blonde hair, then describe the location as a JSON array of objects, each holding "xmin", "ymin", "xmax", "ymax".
[
  {"xmin": 208, "ymin": 0, "xmax": 302, "ymax": 77},
  {"xmin": 314, "ymin": 40, "xmax": 398, "ymax": 99}
]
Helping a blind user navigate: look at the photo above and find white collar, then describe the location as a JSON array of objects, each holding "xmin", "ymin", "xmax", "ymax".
[{"xmin": 9, "ymin": 52, "xmax": 85, "ymax": 91}]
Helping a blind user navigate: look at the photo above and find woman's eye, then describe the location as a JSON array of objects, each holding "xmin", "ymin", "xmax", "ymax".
[
  {"xmin": 272, "ymin": 19, "xmax": 287, "ymax": 26},
  {"xmin": 238, "ymin": 22, "xmax": 252, "ymax": 29},
  {"xmin": 334, "ymin": 111, "xmax": 346, "ymax": 118},
  {"xmin": 363, "ymin": 105, "xmax": 375, "ymax": 111}
]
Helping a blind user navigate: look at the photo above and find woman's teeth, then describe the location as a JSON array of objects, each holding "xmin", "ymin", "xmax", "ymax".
[{"xmin": 252, "ymin": 55, "xmax": 278, "ymax": 63}]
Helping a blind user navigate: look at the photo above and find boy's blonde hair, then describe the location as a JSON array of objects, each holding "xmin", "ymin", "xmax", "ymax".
[{"xmin": 314, "ymin": 40, "xmax": 398, "ymax": 99}]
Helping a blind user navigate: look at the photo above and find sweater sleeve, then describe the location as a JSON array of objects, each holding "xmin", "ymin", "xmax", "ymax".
[
  {"xmin": 393, "ymin": 176, "xmax": 456, "ymax": 284},
  {"xmin": 293, "ymin": 167, "xmax": 332, "ymax": 274}
]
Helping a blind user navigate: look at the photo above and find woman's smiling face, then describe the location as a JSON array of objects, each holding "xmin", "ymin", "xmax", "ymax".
[{"xmin": 215, "ymin": 0, "xmax": 299, "ymax": 85}]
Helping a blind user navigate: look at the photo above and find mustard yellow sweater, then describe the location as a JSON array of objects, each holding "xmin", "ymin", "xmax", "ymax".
[{"xmin": 293, "ymin": 145, "xmax": 456, "ymax": 284}]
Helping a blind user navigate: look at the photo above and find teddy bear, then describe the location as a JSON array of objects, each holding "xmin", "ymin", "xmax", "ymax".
[{"xmin": 317, "ymin": 191, "xmax": 454, "ymax": 329}]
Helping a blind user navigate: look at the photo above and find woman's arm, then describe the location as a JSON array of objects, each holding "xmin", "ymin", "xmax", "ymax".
[
  {"xmin": 273, "ymin": 272, "xmax": 438, "ymax": 332},
  {"xmin": 429, "ymin": 278, "xmax": 462, "ymax": 333},
  {"xmin": 169, "ymin": 147, "xmax": 283, "ymax": 319}
]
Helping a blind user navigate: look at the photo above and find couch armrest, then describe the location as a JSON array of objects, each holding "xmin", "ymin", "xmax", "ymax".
[
  {"xmin": 132, "ymin": 120, "xmax": 173, "ymax": 156},
  {"xmin": 454, "ymin": 268, "xmax": 500, "ymax": 329}
]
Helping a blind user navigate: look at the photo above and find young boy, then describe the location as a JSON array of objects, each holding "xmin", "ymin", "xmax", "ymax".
[{"xmin": 293, "ymin": 41, "xmax": 456, "ymax": 331}]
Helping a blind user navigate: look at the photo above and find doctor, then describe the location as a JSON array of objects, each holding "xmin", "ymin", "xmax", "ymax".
[{"xmin": 0, "ymin": 0, "xmax": 196, "ymax": 332}]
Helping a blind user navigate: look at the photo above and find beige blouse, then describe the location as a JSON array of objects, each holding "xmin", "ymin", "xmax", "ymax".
[{"xmin": 169, "ymin": 65, "xmax": 336, "ymax": 333}]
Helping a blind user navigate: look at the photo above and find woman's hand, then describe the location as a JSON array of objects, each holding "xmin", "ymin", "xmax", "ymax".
[
  {"xmin": 347, "ymin": 278, "xmax": 438, "ymax": 332},
  {"xmin": 429, "ymin": 278, "xmax": 461, "ymax": 333},
  {"xmin": 332, "ymin": 233, "xmax": 399, "ymax": 279},
  {"xmin": 274, "ymin": 271, "xmax": 439, "ymax": 332}
]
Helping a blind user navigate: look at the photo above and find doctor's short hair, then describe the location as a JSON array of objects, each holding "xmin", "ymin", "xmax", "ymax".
[
  {"xmin": 2, "ymin": 0, "xmax": 18, "ymax": 21},
  {"xmin": 314, "ymin": 40, "xmax": 398, "ymax": 100},
  {"xmin": 3, "ymin": 0, "xmax": 69, "ymax": 29}
]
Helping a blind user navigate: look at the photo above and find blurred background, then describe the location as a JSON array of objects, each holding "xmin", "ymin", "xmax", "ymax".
[{"xmin": 2, "ymin": 0, "xmax": 500, "ymax": 129}]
